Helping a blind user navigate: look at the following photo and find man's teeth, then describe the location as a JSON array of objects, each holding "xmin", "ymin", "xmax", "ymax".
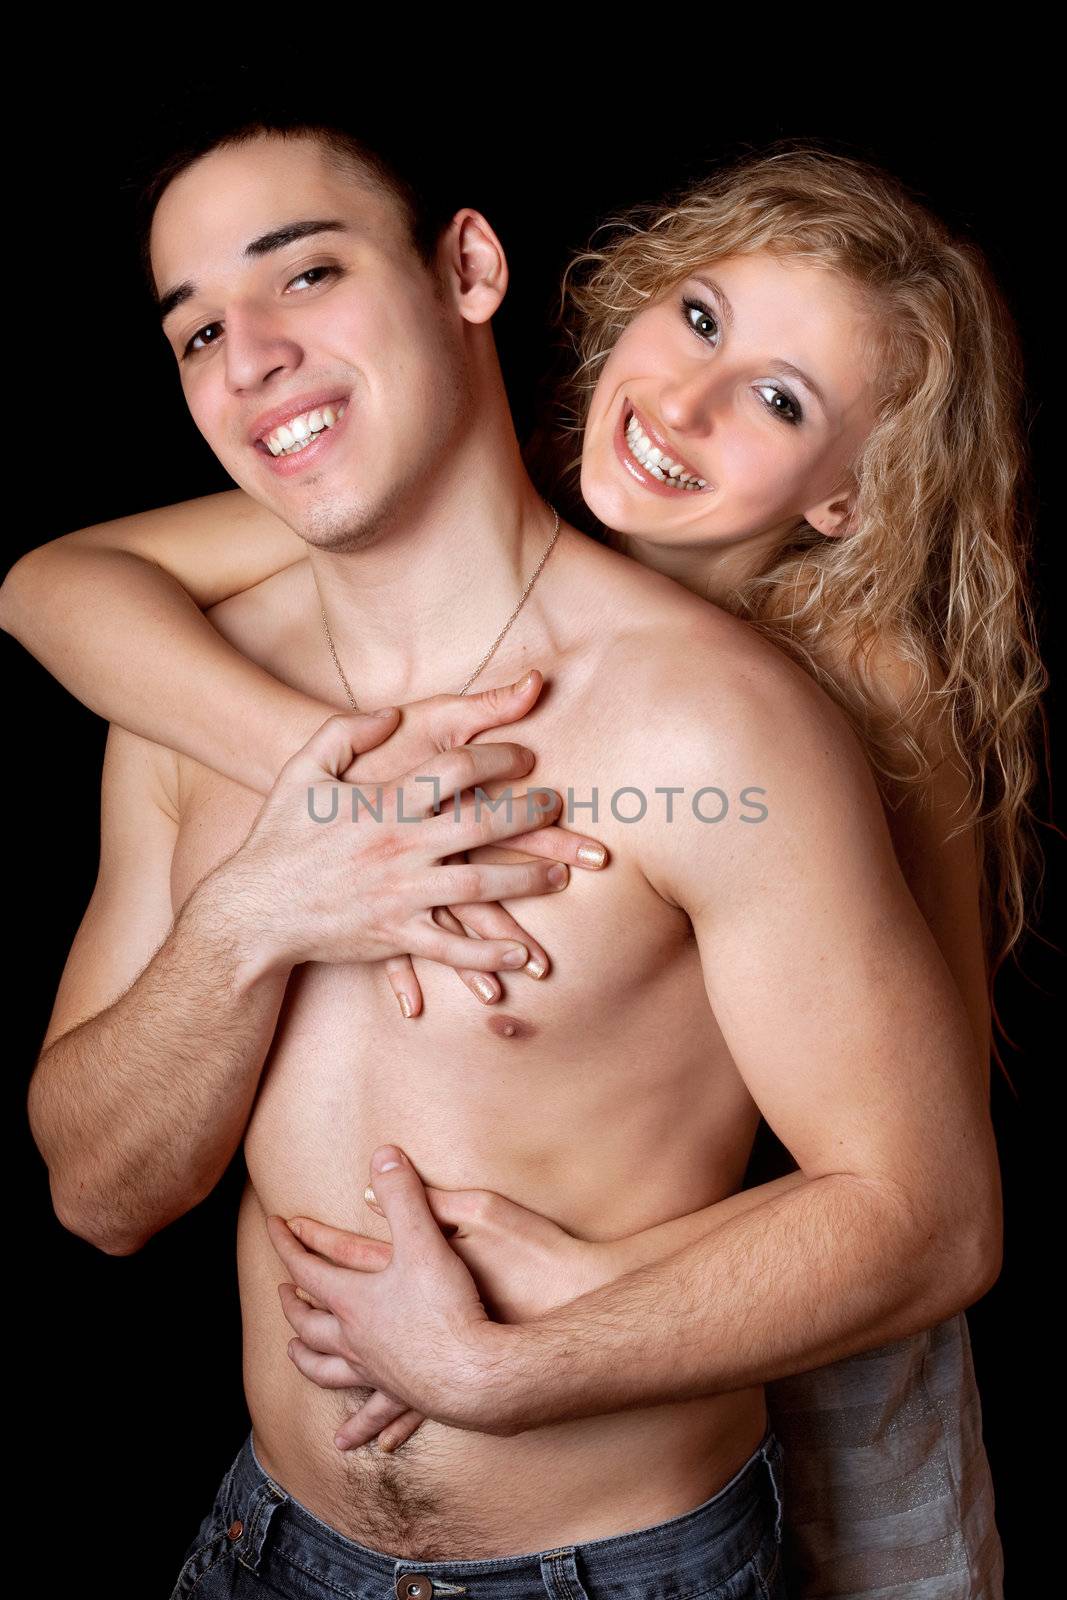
[
  {"xmin": 265, "ymin": 402, "xmax": 347, "ymax": 457},
  {"xmin": 625, "ymin": 413, "xmax": 707, "ymax": 489}
]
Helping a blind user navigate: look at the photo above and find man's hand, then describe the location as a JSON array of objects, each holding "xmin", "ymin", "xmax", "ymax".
[
  {"xmin": 210, "ymin": 717, "xmax": 577, "ymax": 985},
  {"xmin": 342, "ymin": 669, "xmax": 609, "ymax": 1018},
  {"xmin": 267, "ymin": 1146, "xmax": 510, "ymax": 1442},
  {"xmin": 274, "ymin": 1163, "xmax": 619, "ymax": 1452}
]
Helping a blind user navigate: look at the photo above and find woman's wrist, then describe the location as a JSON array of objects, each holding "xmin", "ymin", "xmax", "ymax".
[{"xmin": 260, "ymin": 690, "xmax": 346, "ymax": 793}]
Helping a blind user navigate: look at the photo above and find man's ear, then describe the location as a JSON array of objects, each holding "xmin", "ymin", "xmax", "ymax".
[
  {"xmin": 437, "ymin": 209, "xmax": 508, "ymax": 324},
  {"xmin": 802, "ymin": 484, "xmax": 859, "ymax": 539}
]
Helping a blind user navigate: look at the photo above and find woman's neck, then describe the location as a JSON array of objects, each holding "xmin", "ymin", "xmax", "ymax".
[{"xmin": 615, "ymin": 524, "xmax": 792, "ymax": 611}]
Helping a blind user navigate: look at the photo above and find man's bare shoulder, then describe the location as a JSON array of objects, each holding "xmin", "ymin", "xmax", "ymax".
[{"xmin": 561, "ymin": 531, "xmax": 784, "ymax": 693}]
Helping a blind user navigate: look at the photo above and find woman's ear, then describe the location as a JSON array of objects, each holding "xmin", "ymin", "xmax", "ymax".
[
  {"xmin": 803, "ymin": 488, "xmax": 858, "ymax": 539},
  {"xmin": 437, "ymin": 208, "xmax": 509, "ymax": 325}
]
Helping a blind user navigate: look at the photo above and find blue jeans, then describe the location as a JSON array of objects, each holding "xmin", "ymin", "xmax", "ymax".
[{"xmin": 168, "ymin": 1426, "xmax": 787, "ymax": 1598}]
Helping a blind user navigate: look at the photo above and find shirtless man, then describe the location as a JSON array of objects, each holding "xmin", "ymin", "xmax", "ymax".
[{"xmin": 24, "ymin": 126, "xmax": 1000, "ymax": 1588}]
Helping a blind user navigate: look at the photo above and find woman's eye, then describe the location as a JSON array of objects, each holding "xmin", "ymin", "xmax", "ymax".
[
  {"xmin": 756, "ymin": 384, "xmax": 802, "ymax": 425},
  {"xmin": 682, "ymin": 298, "xmax": 719, "ymax": 342},
  {"xmin": 182, "ymin": 264, "xmax": 339, "ymax": 357}
]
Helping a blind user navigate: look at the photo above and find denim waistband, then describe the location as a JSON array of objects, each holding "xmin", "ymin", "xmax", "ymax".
[{"xmin": 209, "ymin": 1425, "xmax": 785, "ymax": 1598}]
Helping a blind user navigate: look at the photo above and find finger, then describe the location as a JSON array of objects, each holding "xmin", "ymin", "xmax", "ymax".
[
  {"xmin": 377, "ymin": 1409, "xmax": 427, "ymax": 1453},
  {"xmin": 442, "ymin": 901, "xmax": 549, "ymax": 979},
  {"xmin": 283, "ymin": 709, "xmax": 401, "ymax": 781},
  {"xmin": 267, "ymin": 1218, "xmax": 353, "ymax": 1308},
  {"xmin": 493, "ymin": 824, "xmax": 609, "ymax": 870},
  {"xmin": 429, "ymin": 906, "xmax": 503, "ymax": 1005},
  {"xmin": 366, "ymin": 1146, "xmax": 455, "ymax": 1267},
  {"xmin": 396, "ymin": 742, "xmax": 538, "ymax": 820},
  {"xmin": 334, "ymin": 1389, "xmax": 411, "ymax": 1452},
  {"xmin": 432, "ymin": 786, "xmax": 563, "ymax": 852},
  {"xmin": 426, "ymin": 859, "xmax": 569, "ymax": 905},
  {"xmin": 383, "ymin": 955, "xmax": 422, "ymax": 1019},
  {"xmin": 286, "ymin": 1337, "xmax": 369, "ymax": 1389},
  {"xmin": 276, "ymin": 1282, "xmax": 347, "ymax": 1355},
  {"xmin": 429, "ymin": 670, "xmax": 545, "ymax": 750},
  {"xmin": 363, "ymin": 1181, "xmax": 467, "ymax": 1238},
  {"xmin": 407, "ymin": 921, "xmax": 528, "ymax": 973},
  {"xmin": 286, "ymin": 1216, "xmax": 392, "ymax": 1272}
]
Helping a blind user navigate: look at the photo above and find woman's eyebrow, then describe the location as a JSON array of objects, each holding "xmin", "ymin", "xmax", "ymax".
[
  {"xmin": 691, "ymin": 273, "xmax": 828, "ymax": 416},
  {"xmin": 157, "ymin": 218, "xmax": 353, "ymax": 326}
]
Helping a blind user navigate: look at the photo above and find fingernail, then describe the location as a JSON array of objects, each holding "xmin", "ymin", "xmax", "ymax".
[
  {"xmin": 524, "ymin": 956, "xmax": 547, "ymax": 978},
  {"xmin": 373, "ymin": 1145, "xmax": 404, "ymax": 1172},
  {"xmin": 502, "ymin": 943, "xmax": 529, "ymax": 967},
  {"xmin": 548, "ymin": 863, "xmax": 568, "ymax": 887},
  {"xmin": 371, "ymin": 706, "xmax": 399, "ymax": 719},
  {"xmin": 513, "ymin": 671, "xmax": 536, "ymax": 692},
  {"xmin": 288, "ymin": 1219, "xmax": 303, "ymax": 1238},
  {"xmin": 472, "ymin": 974, "xmax": 499, "ymax": 1002},
  {"xmin": 577, "ymin": 843, "xmax": 607, "ymax": 868},
  {"xmin": 397, "ymin": 992, "xmax": 414, "ymax": 1018},
  {"xmin": 364, "ymin": 1184, "xmax": 379, "ymax": 1208}
]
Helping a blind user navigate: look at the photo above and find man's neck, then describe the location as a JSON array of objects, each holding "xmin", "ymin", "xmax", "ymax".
[{"xmin": 305, "ymin": 444, "xmax": 560, "ymax": 710}]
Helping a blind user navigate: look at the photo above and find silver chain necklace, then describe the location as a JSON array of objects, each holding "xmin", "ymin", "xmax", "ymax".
[{"xmin": 317, "ymin": 502, "xmax": 561, "ymax": 711}]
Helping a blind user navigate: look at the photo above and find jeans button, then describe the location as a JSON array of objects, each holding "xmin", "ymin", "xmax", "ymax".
[
  {"xmin": 226, "ymin": 1520, "xmax": 243, "ymax": 1541},
  {"xmin": 395, "ymin": 1577, "xmax": 434, "ymax": 1599}
]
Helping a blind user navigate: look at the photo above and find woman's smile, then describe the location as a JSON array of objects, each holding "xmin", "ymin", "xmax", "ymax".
[{"xmin": 612, "ymin": 397, "xmax": 715, "ymax": 501}]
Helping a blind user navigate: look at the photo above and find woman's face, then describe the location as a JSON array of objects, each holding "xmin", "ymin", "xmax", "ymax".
[{"xmin": 581, "ymin": 250, "xmax": 881, "ymax": 578}]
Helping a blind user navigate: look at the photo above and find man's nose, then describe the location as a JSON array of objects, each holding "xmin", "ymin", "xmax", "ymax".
[{"xmin": 221, "ymin": 304, "xmax": 302, "ymax": 392}]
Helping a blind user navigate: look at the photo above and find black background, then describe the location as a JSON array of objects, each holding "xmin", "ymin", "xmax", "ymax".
[{"xmin": 9, "ymin": 48, "xmax": 1057, "ymax": 1593}]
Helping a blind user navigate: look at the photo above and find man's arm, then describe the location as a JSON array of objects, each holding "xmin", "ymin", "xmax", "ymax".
[
  {"xmin": 29, "ymin": 716, "xmax": 579, "ymax": 1258},
  {"xmin": 463, "ymin": 644, "xmax": 1002, "ymax": 1434},
  {"xmin": 27, "ymin": 723, "xmax": 294, "ymax": 1256}
]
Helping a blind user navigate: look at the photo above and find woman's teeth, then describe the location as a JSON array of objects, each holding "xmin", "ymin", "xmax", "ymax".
[
  {"xmin": 625, "ymin": 413, "xmax": 706, "ymax": 489},
  {"xmin": 266, "ymin": 402, "xmax": 347, "ymax": 457}
]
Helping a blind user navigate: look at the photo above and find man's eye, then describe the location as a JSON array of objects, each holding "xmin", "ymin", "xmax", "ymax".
[
  {"xmin": 682, "ymin": 298, "xmax": 720, "ymax": 342},
  {"xmin": 182, "ymin": 264, "xmax": 340, "ymax": 357}
]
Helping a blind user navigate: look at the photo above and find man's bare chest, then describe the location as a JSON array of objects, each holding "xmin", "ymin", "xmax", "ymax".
[{"xmin": 168, "ymin": 679, "xmax": 751, "ymax": 1233}]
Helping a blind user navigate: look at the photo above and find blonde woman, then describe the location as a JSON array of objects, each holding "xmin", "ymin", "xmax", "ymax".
[{"xmin": 4, "ymin": 139, "xmax": 1044, "ymax": 1595}]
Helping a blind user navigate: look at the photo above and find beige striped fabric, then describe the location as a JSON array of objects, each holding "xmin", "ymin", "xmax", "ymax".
[{"xmin": 765, "ymin": 1311, "xmax": 1004, "ymax": 1597}]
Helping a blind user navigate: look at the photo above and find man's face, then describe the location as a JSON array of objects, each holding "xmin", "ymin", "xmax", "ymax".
[{"xmin": 151, "ymin": 136, "xmax": 471, "ymax": 551}]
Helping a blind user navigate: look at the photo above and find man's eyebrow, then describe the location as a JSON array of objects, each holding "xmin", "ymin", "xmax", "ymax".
[
  {"xmin": 157, "ymin": 219, "xmax": 354, "ymax": 326},
  {"xmin": 691, "ymin": 273, "xmax": 828, "ymax": 415}
]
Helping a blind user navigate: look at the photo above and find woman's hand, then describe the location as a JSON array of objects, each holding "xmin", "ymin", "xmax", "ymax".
[
  {"xmin": 285, "ymin": 1177, "xmax": 624, "ymax": 1453},
  {"xmin": 350, "ymin": 669, "xmax": 608, "ymax": 1019}
]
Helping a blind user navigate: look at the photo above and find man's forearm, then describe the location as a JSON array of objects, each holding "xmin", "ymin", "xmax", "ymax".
[
  {"xmin": 28, "ymin": 866, "xmax": 292, "ymax": 1254},
  {"xmin": 476, "ymin": 1171, "xmax": 995, "ymax": 1435}
]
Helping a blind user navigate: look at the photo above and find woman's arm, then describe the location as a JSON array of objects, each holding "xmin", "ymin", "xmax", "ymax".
[{"xmin": 0, "ymin": 489, "xmax": 327, "ymax": 793}]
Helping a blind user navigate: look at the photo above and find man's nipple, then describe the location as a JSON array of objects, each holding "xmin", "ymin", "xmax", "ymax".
[{"xmin": 486, "ymin": 1012, "xmax": 534, "ymax": 1041}]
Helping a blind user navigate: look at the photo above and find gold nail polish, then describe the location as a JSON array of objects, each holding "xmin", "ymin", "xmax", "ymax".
[
  {"xmin": 397, "ymin": 993, "xmax": 413, "ymax": 1018},
  {"xmin": 577, "ymin": 843, "xmax": 607, "ymax": 867},
  {"xmin": 525, "ymin": 957, "xmax": 547, "ymax": 979},
  {"xmin": 364, "ymin": 1184, "xmax": 378, "ymax": 1207},
  {"xmin": 472, "ymin": 975, "xmax": 498, "ymax": 1002}
]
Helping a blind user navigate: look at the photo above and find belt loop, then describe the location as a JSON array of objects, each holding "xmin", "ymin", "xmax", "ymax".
[
  {"xmin": 759, "ymin": 1435, "xmax": 785, "ymax": 1544},
  {"xmin": 234, "ymin": 1475, "xmax": 288, "ymax": 1574},
  {"xmin": 539, "ymin": 1546, "xmax": 590, "ymax": 1599}
]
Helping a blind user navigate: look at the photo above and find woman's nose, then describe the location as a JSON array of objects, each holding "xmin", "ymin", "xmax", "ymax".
[{"xmin": 657, "ymin": 368, "xmax": 718, "ymax": 434}]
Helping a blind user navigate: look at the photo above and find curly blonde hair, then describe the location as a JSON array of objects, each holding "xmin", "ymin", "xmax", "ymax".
[{"xmin": 525, "ymin": 140, "xmax": 1050, "ymax": 1089}]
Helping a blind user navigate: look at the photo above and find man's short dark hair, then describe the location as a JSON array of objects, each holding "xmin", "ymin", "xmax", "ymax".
[{"xmin": 133, "ymin": 103, "xmax": 463, "ymax": 307}]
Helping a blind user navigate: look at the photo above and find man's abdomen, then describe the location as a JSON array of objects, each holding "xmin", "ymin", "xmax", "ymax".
[{"xmin": 239, "ymin": 1166, "xmax": 767, "ymax": 1560}]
